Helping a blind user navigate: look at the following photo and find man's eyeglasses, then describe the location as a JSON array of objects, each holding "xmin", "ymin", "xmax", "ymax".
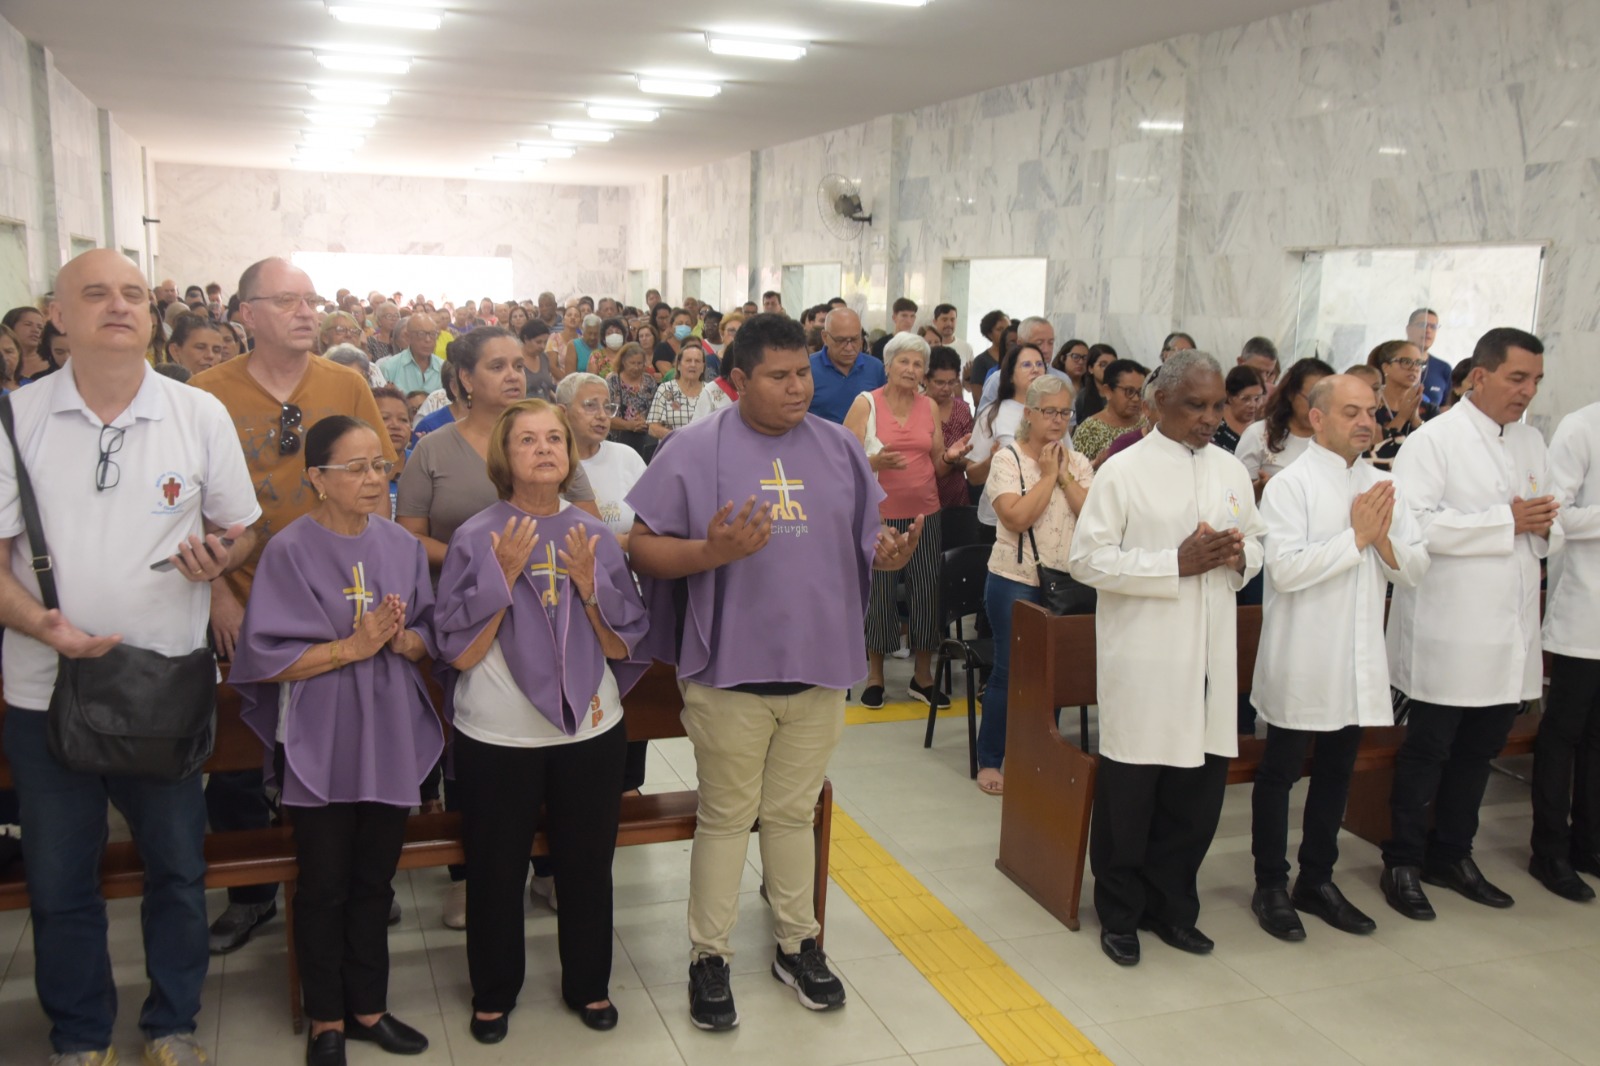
[
  {"xmin": 278, "ymin": 404, "xmax": 303, "ymax": 456},
  {"xmin": 246, "ymin": 293, "xmax": 319, "ymax": 313},
  {"xmin": 823, "ymin": 333, "xmax": 862, "ymax": 350},
  {"xmin": 1033, "ymin": 406, "xmax": 1072, "ymax": 421},
  {"xmin": 95, "ymin": 425, "xmax": 123, "ymax": 492},
  {"xmin": 317, "ymin": 459, "xmax": 396, "ymax": 477}
]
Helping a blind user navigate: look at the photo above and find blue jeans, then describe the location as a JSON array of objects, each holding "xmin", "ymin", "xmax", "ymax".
[
  {"xmin": 4, "ymin": 707, "xmax": 209, "ymax": 1053},
  {"xmin": 977, "ymin": 573, "xmax": 1042, "ymax": 771}
]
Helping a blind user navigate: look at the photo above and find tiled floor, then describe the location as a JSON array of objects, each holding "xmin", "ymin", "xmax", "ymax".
[{"xmin": 4, "ymin": 674, "xmax": 1600, "ymax": 1065}]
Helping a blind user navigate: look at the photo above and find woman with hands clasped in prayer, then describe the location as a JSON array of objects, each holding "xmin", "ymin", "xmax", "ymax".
[
  {"xmin": 434, "ymin": 399, "xmax": 649, "ymax": 1045},
  {"xmin": 229, "ymin": 416, "xmax": 442, "ymax": 1066}
]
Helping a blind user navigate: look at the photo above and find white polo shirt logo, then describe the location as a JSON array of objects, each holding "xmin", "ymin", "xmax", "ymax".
[{"xmin": 154, "ymin": 470, "xmax": 189, "ymax": 514}]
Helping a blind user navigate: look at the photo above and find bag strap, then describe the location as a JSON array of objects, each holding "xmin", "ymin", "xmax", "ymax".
[
  {"xmin": 0, "ymin": 395, "xmax": 59, "ymax": 610},
  {"xmin": 1005, "ymin": 445, "xmax": 1045, "ymax": 567}
]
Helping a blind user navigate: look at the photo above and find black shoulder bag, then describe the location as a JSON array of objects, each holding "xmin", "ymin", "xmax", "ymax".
[
  {"xmin": 1007, "ymin": 445, "xmax": 1097, "ymax": 616},
  {"xmin": 0, "ymin": 396, "xmax": 216, "ymax": 781}
]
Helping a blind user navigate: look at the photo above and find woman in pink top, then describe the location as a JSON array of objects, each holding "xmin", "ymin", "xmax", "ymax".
[{"xmin": 845, "ymin": 333, "xmax": 973, "ymax": 709}]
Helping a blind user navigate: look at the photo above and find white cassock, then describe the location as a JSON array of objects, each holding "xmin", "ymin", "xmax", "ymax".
[
  {"xmin": 1543, "ymin": 402, "xmax": 1600, "ymax": 659},
  {"xmin": 1252, "ymin": 441, "xmax": 1430, "ymax": 730},
  {"xmin": 1068, "ymin": 431, "xmax": 1265, "ymax": 767},
  {"xmin": 1386, "ymin": 398, "xmax": 1562, "ymax": 706}
]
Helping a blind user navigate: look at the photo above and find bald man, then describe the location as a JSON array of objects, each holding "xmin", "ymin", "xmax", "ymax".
[
  {"xmin": 1249, "ymin": 376, "xmax": 1429, "ymax": 941},
  {"xmin": 0, "ymin": 250, "xmax": 259, "ymax": 1064},
  {"xmin": 807, "ymin": 307, "xmax": 885, "ymax": 423}
]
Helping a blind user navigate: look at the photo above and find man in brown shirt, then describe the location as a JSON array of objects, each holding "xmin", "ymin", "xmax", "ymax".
[{"xmin": 189, "ymin": 256, "xmax": 397, "ymax": 953}]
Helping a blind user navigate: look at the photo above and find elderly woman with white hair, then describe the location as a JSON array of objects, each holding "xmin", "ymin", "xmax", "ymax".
[
  {"xmin": 978, "ymin": 375, "xmax": 1094, "ymax": 794},
  {"xmin": 845, "ymin": 332, "xmax": 973, "ymax": 709},
  {"xmin": 564, "ymin": 313, "xmax": 604, "ymax": 376},
  {"xmin": 324, "ymin": 342, "xmax": 389, "ymax": 389}
]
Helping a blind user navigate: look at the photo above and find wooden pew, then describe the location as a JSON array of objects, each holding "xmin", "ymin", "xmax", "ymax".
[
  {"xmin": 0, "ymin": 661, "xmax": 834, "ymax": 1032},
  {"xmin": 995, "ymin": 601, "xmax": 1539, "ymax": 933}
]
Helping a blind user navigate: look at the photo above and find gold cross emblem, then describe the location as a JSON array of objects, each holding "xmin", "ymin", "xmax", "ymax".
[
  {"xmin": 343, "ymin": 562, "xmax": 374, "ymax": 623},
  {"xmin": 527, "ymin": 543, "xmax": 567, "ymax": 606},
  {"xmin": 759, "ymin": 459, "xmax": 807, "ymax": 521}
]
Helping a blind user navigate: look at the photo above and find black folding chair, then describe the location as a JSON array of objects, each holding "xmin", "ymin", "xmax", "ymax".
[
  {"xmin": 929, "ymin": 544, "xmax": 992, "ymax": 778},
  {"xmin": 940, "ymin": 505, "xmax": 982, "ymax": 551}
]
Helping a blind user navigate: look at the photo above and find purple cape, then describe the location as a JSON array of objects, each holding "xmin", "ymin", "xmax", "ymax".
[
  {"xmin": 433, "ymin": 500, "xmax": 651, "ymax": 733},
  {"xmin": 229, "ymin": 514, "xmax": 444, "ymax": 808}
]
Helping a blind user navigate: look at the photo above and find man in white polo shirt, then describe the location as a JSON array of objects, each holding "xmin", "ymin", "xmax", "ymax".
[{"xmin": 0, "ymin": 249, "xmax": 259, "ymax": 1066}]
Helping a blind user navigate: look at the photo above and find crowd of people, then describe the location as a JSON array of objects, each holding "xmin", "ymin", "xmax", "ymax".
[{"xmin": 0, "ymin": 251, "xmax": 1594, "ymax": 1066}]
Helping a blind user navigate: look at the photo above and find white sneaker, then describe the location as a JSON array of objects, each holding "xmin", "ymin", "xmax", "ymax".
[
  {"xmin": 442, "ymin": 881, "xmax": 467, "ymax": 930},
  {"xmin": 529, "ymin": 874, "xmax": 558, "ymax": 912},
  {"xmin": 143, "ymin": 1033, "xmax": 210, "ymax": 1066}
]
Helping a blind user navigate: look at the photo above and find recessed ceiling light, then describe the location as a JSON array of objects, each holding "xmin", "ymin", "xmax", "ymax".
[
  {"xmin": 517, "ymin": 144, "xmax": 577, "ymax": 159},
  {"xmin": 309, "ymin": 84, "xmax": 392, "ymax": 106},
  {"xmin": 637, "ymin": 76, "xmax": 721, "ymax": 98},
  {"xmin": 706, "ymin": 35, "xmax": 808, "ymax": 60},
  {"xmin": 327, "ymin": 3, "xmax": 442, "ymax": 30},
  {"xmin": 299, "ymin": 131, "xmax": 365, "ymax": 148},
  {"xmin": 587, "ymin": 104, "xmax": 659, "ymax": 123},
  {"xmin": 550, "ymin": 125, "xmax": 614, "ymax": 143},
  {"xmin": 306, "ymin": 109, "xmax": 378, "ymax": 128},
  {"xmin": 315, "ymin": 50, "xmax": 412, "ymax": 75}
]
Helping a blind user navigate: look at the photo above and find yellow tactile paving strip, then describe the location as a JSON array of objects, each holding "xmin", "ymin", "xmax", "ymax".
[
  {"xmin": 843, "ymin": 699, "xmax": 969, "ymax": 727},
  {"xmin": 829, "ymin": 809, "xmax": 1112, "ymax": 1066}
]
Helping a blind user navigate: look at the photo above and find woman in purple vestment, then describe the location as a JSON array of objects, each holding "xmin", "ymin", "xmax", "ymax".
[
  {"xmin": 434, "ymin": 399, "xmax": 649, "ymax": 1043},
  {"xmin": 230, "ymin": 416, "xmax": 441, "ymax": 1066}
]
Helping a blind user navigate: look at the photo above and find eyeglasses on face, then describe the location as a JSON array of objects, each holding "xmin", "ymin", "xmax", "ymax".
[
  {"xmin": 573, "ymin": 398, "xmax": 620, "ymax": 416},
  {"xmin": 824, "ymin": 333, "xmax": 862, "ymax": 349},
  {"xmin": 316, "ymin": 459, "xmax": 396, "ymax": 477},
  {"xmin": 278, "ymin": 403, "xmax": 303, "ymax": 456},
  {"xmin": 1032, "ymin": 406, "xmax": 1072, "ymax": 420},
  {"xmin": 1390, "ymin": 358, "xmax": 1427, "ymax": 369},
  {"xmin": 1112, "ymin": 385, "xmax": 1143, "ymax": 399},
  {"xmin": 247, "ymin": 293, "xmax": 319, "ymax": 313}
]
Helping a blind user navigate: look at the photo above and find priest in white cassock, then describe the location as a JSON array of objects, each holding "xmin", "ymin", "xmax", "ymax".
[
  {"xmin": 1530, "ymin": 400, "xmax": 1600, "ymax": 903},
  {"xmin": 1248, "ymin": 376, "xmax": 1429, "ymax": 943},
  {"xmin": 1068, "ymin": 350, "xmax": 1265, "ymax": 967},
  {"xmin": 1382, "ymin": 327, "xmax": 1560, "ymax": 921}
]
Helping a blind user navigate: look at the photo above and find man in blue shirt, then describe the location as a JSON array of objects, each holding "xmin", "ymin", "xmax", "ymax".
[
  {"xmin": 1407, "ymin": 307, "xmax": 1450, "ymax": 408},
  {"xmin": 378, "ymin": 315, "xmax": 447, "ymax": 394},
  {"xmin": 807, "ymin": 307, "xmax": 886, "ymax": 423}
]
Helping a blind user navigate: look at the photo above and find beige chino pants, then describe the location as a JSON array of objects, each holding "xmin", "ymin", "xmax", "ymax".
[{"xmin": 680, "ymin": 681, "xmax": 845, "ymax": 961}]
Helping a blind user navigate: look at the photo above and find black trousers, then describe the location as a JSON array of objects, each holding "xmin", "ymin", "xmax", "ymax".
[
  {"xmin": 1532, "ymin": 654, "xmax": 1600, "ymax": 860},
  {"xmin": 1250, "ymin": 724, "xmax": 1364, "ymax": 888},
  {"xmin": 289, "ymin": 801, "xmax": 409, "ymax": 1022},
  {"xmin": 205, "ymin": 769, "xmax": 277, "ymax": 905},
  {"xmin": 1090, "ymin": 754, "xmax": 1229, "ymax": 934},
  {"xmin": 456, "ymin": 723, "xmax": 625, "ymax": 1013},
  {"xmin": 1382, "ymin": 700, "xmax": 1518, "ymax": 868}
]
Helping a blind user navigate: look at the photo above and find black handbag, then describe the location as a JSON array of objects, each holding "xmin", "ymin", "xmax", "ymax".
[
  {"xmin": 1008, "ymin": 446, "xmax": 1097, "ymax": 616},
  {"xmin": 0, "ymin": 396, "xmax": 216, "ymax": 781}
]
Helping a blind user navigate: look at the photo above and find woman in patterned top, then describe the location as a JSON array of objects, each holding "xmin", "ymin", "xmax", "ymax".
[
  {"xmin": 1212, "ymin": 365, "xmax": 1266, "ymax": 453},
  {"xmin": 647, "ymin": 339, "xmax": 708, "ymax": 440},
  {"xmin": 925, "ymin": 345, "xmax": 975, "ymax": 509},
  {"xmin": 1070, "ymin": 358, "xmax": 1148, "ymax": 467},
  {"xmin": 606, "ymin": 342, "xmax": 657, "ymax": 460},
  {"xmin": 1364, "ymin": 339, "xmax": 1438, "ymax": 472}
]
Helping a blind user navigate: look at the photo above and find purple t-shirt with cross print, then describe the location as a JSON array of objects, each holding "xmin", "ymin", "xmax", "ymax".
[{"xmin": 626, "ymin": 404, "xmax": 885, "ymax": 690}]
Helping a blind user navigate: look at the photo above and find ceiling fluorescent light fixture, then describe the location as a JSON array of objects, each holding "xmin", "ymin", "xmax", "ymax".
[
  {"xmin": 587, "ymin": 104, "xmax": 659, "ymax": 122},
  {"xmin": 637, "ymin": 76, "xmax": 721, "ymax": 98},
  {"xmin": 1378, "ymin": 145, "xmax": 1408, "ymax": 155},
  {"xmin": 1137, "ymin": 119, "xmax": 1184, "ymax": 133},
  {"xmin": 327, "ymin": 3, "xmax": 442, "ymax": 30},
  {"xmin": 549, "ymin": 125, "xmax": 614, "ymax": 143},
  {"xmin": 517, "ymin": 144, "xmax": 577, "ymax": 159},
  {"xmin": 315, "ymin": 49, "xmax": 412, "ymax": 74},
  {"xmin": 306, "ymin": 109, "xmax": 378, "ymax": 128},
  {"xmin": 840, "ymin": 0, "xmax": 929, "ymax": 6},
  {"xmin": 706, "ymin": 35, "xmax": 807, "ymax": 61},
  {"xmin": 309, "ymin": 84, "xmax": 391, "ymax": 106}
]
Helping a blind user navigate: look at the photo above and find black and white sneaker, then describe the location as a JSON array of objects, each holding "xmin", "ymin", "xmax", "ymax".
[
  {"xmin": 688, "ymin": 955, "xmax": 739, "ymax": 1031},
  {"xmin": 908, "ymin": 680, "xmax": 950, "ymax": 709},
  {"xmin": 859, "ymin": 685, "xmax": 886, "ymax": 710},
  {"xmin": 772, "ymin": 938, "xmax": 846, "ymax": 1011}
]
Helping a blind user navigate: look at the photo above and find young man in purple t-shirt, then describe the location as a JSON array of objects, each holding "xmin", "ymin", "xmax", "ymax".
[{"xmin": 627, "ymin": 314, "xmax": 921, "ymax": 1032}]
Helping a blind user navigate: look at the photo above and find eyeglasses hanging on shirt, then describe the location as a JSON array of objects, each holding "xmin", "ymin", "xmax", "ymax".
[
  {"xmin": 95, "ymin": 425, "xmax": 123, "ymax": 492},
  {"xmin": 278, "ymin": 403, "xmax": 303, "ymax": 456}
]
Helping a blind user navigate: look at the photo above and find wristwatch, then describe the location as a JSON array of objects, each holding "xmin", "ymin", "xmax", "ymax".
[{"xmin": 583, "ymin": 591, "xmax": 600, "ymax": 608}]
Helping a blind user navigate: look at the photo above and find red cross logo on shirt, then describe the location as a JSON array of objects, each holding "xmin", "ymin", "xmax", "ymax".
[{"xmin": 162, "ymin": 477, "xmax": 182, "ymax": 507}]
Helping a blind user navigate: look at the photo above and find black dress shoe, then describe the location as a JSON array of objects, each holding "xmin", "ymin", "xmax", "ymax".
[
  {"xmin": 1529, "ymin": 856, "xmax": 1597, "ymax": 902},
  {"xmin": 469, "ymin": 1013, "xmax": 509, "ymax": 1045},
  {"xmin": 1422, "ymin": 856, "xmax": 1514, "ymax": 908},
  {"xmin": 1099, "ymin": 929, "xmax": 1140, "ymax": 966},
  {"xmin": 1291, "ymin": 879, "xmax": 1376, "ymax": 934},
  {"xmin": 1138, "ymin": 917, "xmax": 1214, "ymax": 954},
  {"xmin": 1571, "ymin": 851, "xmax": 1600, "ymax": 878},
  {"xmin": 1251, "ymin": 885, "xmax": 1307, "ymax": 942},
  {"xmin": 572, "ymin": 1001, "xmax": 619, "ymax": 1031},
  {"xmin": 1380, "ymin": 865, "xmax": 1436, "ymax": 920},
  {"xmin": 345, "ymin": 1013, "xmax": 428, "ymax": 1055},
  {"xmin": 306, "ymin": 1030, "xmax": 346, "ymax": 1066}
]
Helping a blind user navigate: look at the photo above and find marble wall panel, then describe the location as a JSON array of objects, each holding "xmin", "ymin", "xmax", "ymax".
[{"xmin": 48, "ymin": 65, "xmax": 103, "ymax": 257}]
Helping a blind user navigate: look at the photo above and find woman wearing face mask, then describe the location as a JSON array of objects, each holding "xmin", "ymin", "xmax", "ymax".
[
  {"xmin": 585, "ymin": 318, "xmax": 629, "ymax": 380},
  {"xmin": 646, "ymin": 339, "xmax": 707, "ymax": 439},
  {"xmin": 653, "ymin": 310, "xmax": 694, "ymax": 377}
]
